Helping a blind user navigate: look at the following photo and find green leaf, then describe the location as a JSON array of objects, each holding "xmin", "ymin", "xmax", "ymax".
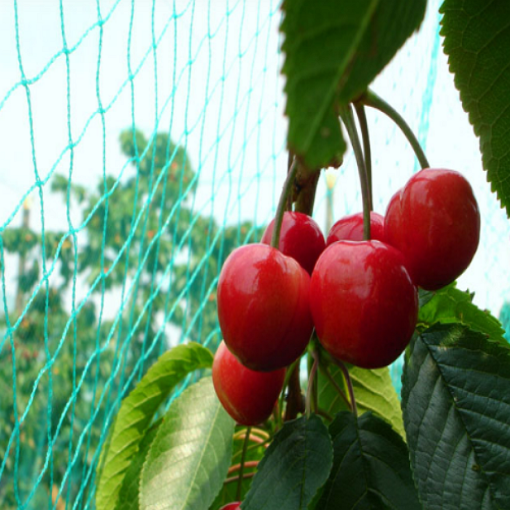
[
  {"xmin": 440, "ymin": 0, "xmax": 510, "ymax": 216},
  {"xmin": 140, "ymin": 377, "xmax": 235, "ymax": 510},
  {"xmin": 318, "ymin": 364, "xmax": 404, "ymax": 438},
  {"xmin": 317, "ymin": 412, "xmax": 420, "ymax": 509},
  {"xmin": 281, "ymin": 0, "xmax": 426, "ymax": 171},
  {"xmin": 95, "ymin": 342, "xmax": 213, "ymax": 510},
  {"xmin": 242, "ymin": 415, "xmax": 333, "ymax": 510},
  {"xmin": 115, "ymin": 419, "xmax": 162, "ymax": 510},
  {"xmin": 402, "ymin": 324, "xmax": 510, "ymax": 508},
  {"xmin": 419, "ymin": 283, "xmax": 508, "ymax": 346}
]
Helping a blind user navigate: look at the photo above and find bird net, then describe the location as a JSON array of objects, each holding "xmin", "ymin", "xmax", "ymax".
[{"xmin": 0, "ymin": 0, "xmax": 508, "ymax": 508}]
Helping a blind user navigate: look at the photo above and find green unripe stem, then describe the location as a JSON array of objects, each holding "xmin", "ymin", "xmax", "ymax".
[
  {"xmin": 332, "ymin": 359, "xmax": 358, "ymax": 416},
  {"xmin": 271, "ymin": 159, "xmax": 298, "ymax": 249},
  {"xmin": 305, "ymin": 349, "xmax": 319, "ymax": 418},
  {"xmin": 354, "ymin": 103, "xmax": 373, "ymax": 210},
  {"xmin": 339, "ymin": 104, "xmax": 371, "ymax": 241},
  {"xmin": 361, "ymin": 89, "xmax": 430, "ymax": 170},
  {"xmin": 237, "ymin": 425, "xmax": 252, "ymax": 500}
]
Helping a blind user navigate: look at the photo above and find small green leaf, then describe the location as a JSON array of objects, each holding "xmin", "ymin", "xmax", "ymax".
[
  {"xmin": 242, "ymin": 415, "xmax": 333, "ymax": 510},
  {"xmin": 95, "ymin": 342, "xmax": 213, "ymax": 510},
  {"xmin": 281, "ymin": 0, "xmax": 426, "ymax": 171},
  {"xmin": 402, "ymin": 324, "xmax": 510, "ymax": 508},
  {"xmin": 440, "ymin": 0, "xmax": 510, "ymax": 216},
  {"xmin": 318, "ymin": 364, "xmax": 404, "ymax": 437},
  {"xmin": 140, "ymin": 377, "xmax": 235, "ymax": 510},
  {"xmin": 317, "ymin": 412, "xmax": 420, "ymax": 509},
  {"xmin": 419, "ymin": 283, "xmax": 508, "ymax": 346}
]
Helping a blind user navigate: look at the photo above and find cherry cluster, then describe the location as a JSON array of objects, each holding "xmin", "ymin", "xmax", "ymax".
[{"xmin": 212, "ymin": 168, "xmax": 480, "ymax": 428}]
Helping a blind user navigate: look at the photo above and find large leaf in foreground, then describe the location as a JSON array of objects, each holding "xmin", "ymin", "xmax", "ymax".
[
  {"xmin": 242, "ymin": 415, "xmax": 332, "ymax": 510},
  {"xmin": 281, "ymin": 0, "xmax": 426, "ymax": 171},
  {"xmin": 440, "ymin": 0, "xmax": 510, "ymax": 216},
  {"xmin": 419, "ymin": 283, "xmax": 508, "ymax": 346},
  {"xmin": 95, "ymin": 342, "xmax": 213, "ymax": 510},
  {"xmin": 317, "ymin": 412, "xmax": 420, "ymax": 509},
  {"xmin": 140, "ymin": 377, "xmax": 235, "ymax": 510},
  {"xmin": 318, "ymin": 364, "xmax": 404, "ymax": 437},
  {"xmin": 402, "ymin": 324, "xmax": 510, "ymax": 508}
]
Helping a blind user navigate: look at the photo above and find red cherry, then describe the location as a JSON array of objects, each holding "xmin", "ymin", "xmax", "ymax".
[
  {"xmin": 261, "ymin": 211, "xmax": 325, "ymax": 274},
  {"xmin": 310, "ymin": 241, "xmax": 418, "ymax": 369},
  {"xmin": 326, "ymin": 212, "xmax": 385, "ymax": 246},
  {"xmin": 385, "ymin": 168, "xmax": 480, "ymax": 290},
  {"xmin": 213, "ymin": 342, "xmax": 285, "ymax": 426},
  {"xmin": 217, "ymin": 243, "xmax": 313, "ymax": 371},
  {"xmin": 219, "ymin": 504, "xmax": 241, "ymax": 510}
]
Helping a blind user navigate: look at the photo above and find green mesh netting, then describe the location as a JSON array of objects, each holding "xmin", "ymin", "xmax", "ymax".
[{"xmin": 0, "ymin": 1, "xmax": 509, "ymax": 509}]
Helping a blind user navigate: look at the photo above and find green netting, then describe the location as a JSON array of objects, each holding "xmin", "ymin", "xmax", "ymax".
[{"xmin": 0, "ymin": 1, "xmax": 508, "ymax": 509}]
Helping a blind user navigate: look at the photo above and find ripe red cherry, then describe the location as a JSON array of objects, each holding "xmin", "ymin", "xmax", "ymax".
[
  {"xmin": 217, "ymin": 243, "xmax": 313, "ymax": 371},
  {"xmin": 213, "ymin": 342, "xmax": 285, "ymax": 426},
  {"xmin": 219, "ymin": 504, "xmax": 241, "ymax": 510},
  {"xmin": 385, "ymin": 168, "xmax": 480, "ymax": 290},
  {"xmin": 326, "ymin": 212, "xmax": 385, "ymax": 246},
  {"xmin": 310, "ymin": 241, "xmax": 418, "ymax": 369},
  {"xmin": 261, "ymin": 211, "xmax": 325, "ymax": 274}
]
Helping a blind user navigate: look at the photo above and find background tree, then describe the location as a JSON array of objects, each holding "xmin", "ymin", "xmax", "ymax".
[{"xmin": 0, "ymin": 128, "xmax": 261, "ymax": 509}]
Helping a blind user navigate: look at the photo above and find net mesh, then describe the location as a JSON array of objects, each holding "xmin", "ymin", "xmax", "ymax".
[{"xmin": 0, "ymin": 1, "xmax": 508, "ymax": 508}]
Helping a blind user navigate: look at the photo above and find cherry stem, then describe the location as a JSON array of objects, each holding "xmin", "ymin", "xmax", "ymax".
[
  {"xmin": 237, "ymin": 425, "xmax": 251, "ymax": 500},
  {"xmin": 354, "ymin": 103, "xmax": 373, "ymax": 210},
  {"xmin": 339, "ymin": 104, "xmax": 371, "ymax": 241},
  {"xmin": 318, "ymin": 364, "xmax": 351, "ymax": 410},
  {"xmin": 271, "ymin": 159, "xmax": 298, "ymax": 249},
  {"xmin": 361, "ymin": 89, "xmax": 430, "ymax": 170},
  {"xmin": 331, "ymin": 359, "xmax": 358, "ymax": 416},
  {"xmin": 228, "ymin": 460, "xmax": 259, "ymax": 475},
  {"xmin": 232, "ymin": 439, "xmax": 270, "ymax": 461},
  {"xmin": 305, "ymin": 349, "xmax": 319, "ymax": 418},
  {"xmin": 286, "ymin": 152, "xmax": 294, "ymax": 211},
  {"xmin": 224, "ymin": 472, "xmax": 256, "ymax": 486}
]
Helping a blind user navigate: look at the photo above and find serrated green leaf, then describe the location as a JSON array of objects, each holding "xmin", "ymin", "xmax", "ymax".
[
  {"xmin": 440, "ymin": 0, "xmax": 510, "ymax": 216},
  {"xmin": 281, "ymin": 0, "xmax": 426, "ymax": 171},
  {"xmin": 140, "ymin": 377, "xmax": 235, "ymax": 510},
  {"xmin": 317, "ymin": 411, "xmax": 420, "ymax": 509},
  {"xmin": 318, "ymin": 364, "xmax": 404, "ymax": 438},
  {"xmin": 419, "ymin": 283, "xmax": 508, "ymax": 346},
  {"xmin": 96, "ymin": 342, "xmax": 213, "ymax": 510},
  {"xmin": 115, "ymin": 420, "xmax": 162, "ymax": 510},
  {"xmin": 402, "ymin": 324, "xmax": 510, "ymax": 508},
  {"xmin": 241, "ymin": 415, "xmax": 333, "ymax": 510}
]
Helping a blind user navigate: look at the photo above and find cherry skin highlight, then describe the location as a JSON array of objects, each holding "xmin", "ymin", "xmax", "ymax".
[
  {"xmin": 261, "ymin": 211, "xmax": 325, "ymax": 274},
  {"xmin": 326, "ymin": 211, "xmax": 385, "ymax": 246},
  {"xmin": 213, "ymin": 342, "xmax": 285, "ymax": 426},
  {"xmin": 310, "ymin": 241, "xmax": 418, "ymax": 369},
  {"xmin": 385, "ymin": 168, "xmax": 480, "ymax": 290},
  {"xmin": 217, "ymin": 243, "xmax": 313, "ymax": 371}
]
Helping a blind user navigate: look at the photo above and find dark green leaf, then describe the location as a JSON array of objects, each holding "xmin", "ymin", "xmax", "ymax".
[
  {"xmin": 242, "ymin": 415, "xmax": 333, "ymax": 510},
  {"xmin": 419, "ymin": 283, "xmax": 508, "ymax": 346},
  {"xmin": 317, "ymin": 412, "xmax": 420, "ymax": 509},
  {"xmin": 318, "ymin": 364, "xmax": 404, "ymax": 437},
  {"xmin": 440, "ymin": 0, "xmax": 510, "ymax": 216},
  {"xmin": 115, "ymin": 419, "xmax": 162, "ymax": 510},
  {"xmin": 402, "ymin": 324, "xmax": 510, "ymax": 508},
  {"xmin": 281, "ymin": 0, "xmax": 426, "ymax": 170},
  {"xmin": 140, "ymin": 377, "xmax": 235, "ymax": 510},
  {"xmin": 95, "ymin": 342, "xmax": 213, "ymax": 510}
]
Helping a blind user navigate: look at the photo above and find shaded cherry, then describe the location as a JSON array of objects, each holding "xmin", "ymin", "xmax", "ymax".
[
  {"xmin": 213, "ymin": 341, "xmax": 285, "ymax": 426},
  {"xmin": 326, "ymin": 211, "xmax": 385, "ymax": 246},
  {"xmin": 261, "ymin": 211, "xmax": 325, "ymax": 274},
  {"xmin": 385, "ymin": 168, "xmax": 480, "ymax": 290},
  {"xmin": 310, "ymin": 240, "xmax": 418, "ymax": 369},
  {"xmin": 217, "ymin": 243, "xmax": 313, "ymax": 371}
]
